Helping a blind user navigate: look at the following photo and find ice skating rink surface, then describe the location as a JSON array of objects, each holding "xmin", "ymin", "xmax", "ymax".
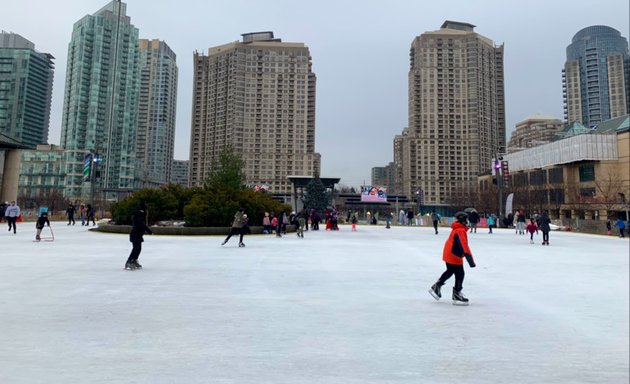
[{"xmin": 1, "ymin": 222, "xmax": 628, "ymax": 383}]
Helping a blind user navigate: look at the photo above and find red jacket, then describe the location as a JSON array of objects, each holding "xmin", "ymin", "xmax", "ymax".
[
  {"xmin": 526, "ymin": 222, "xmax": 538, "ymax": 234},
  {"xmin": 442, "ymin": 221, "xmax": 472, "ymax": 265}
]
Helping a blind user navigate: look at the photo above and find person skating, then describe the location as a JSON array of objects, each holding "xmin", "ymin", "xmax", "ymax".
[
  {"xmin": 526, "ymin": 218, "xmax": 538, "ymax": 244},
  {"xmin": 538, "ymin": 211, "xmax": 551, "ymax": 245},
  {"xmin": 429, "ymin": 211, "xmax": 476, "ymax": 305},
  {"xmin": 5, "ymin": 201, "xmax": 20, "ymax": 234},
  {"xmin": 125, "ymin": 202, "xmax": 153, "ymax": 270},
  {"xmin": 85, "ymin": 204, "xmax": 96, "ymax": 226},
  {"xmin": 487, "ymin": 214, "xmax": 495, "ymax": 234},
  {"xmin": 221, "ymin": 208, "xmax": 246, "ymax": 246},
  {"xmin": 468, "ymin": 210, "xmax": 479, "ymax": 233},
  {"xmin": 35, "ymin": 211, "xmax": 50, "ymax": 241},
  {"xmin": 66, "ymin": 204, "xmax": 76, "ymax": 225},
  {"xmin": 296, "ymin": 212, "xmax": 306, "ymax": 238},
  {"xmin": 614, "ymin": 217, "xmax": 626, "ymax": 238},
  {"xmin": 431, "ymin": 211, "xmax": 439, "ymax": 234}
]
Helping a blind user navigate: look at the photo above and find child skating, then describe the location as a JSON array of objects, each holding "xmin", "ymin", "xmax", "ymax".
[
  {"xmin": 429, "ymin": 211, "xmax": 476, "ymax": 305},
  {"xmin": 526, "ymin": 218, "xmax": 538, "ymax": 244},
  {"xmin": 35, "ymin": 212, "xmax": 51, "ymax": 241}
]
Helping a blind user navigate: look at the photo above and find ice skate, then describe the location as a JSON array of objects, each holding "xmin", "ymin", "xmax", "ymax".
[
  {"xmin": 452, "ymin": 288, "xmax": 469, "ymax": 306},
  {"xmin": 530, "ymin": 240, "xmax": 534, "ymax": 244},
  {"xmin": 221, "ymin": 240, "xmax": 227, "ymax": 245},
  {"xmin": 133, "ymin": 261, "xmax": 142, "ymax": 269},
  {"xmin": 429, "ymin": 282, "xmax": 443, "ymax": 300},
  {"xmin": 125, "ymin": 261, "xmax": 136, "ymax": 270},
  {"xmin": 238, "ymin": 242, "xmax": 245, "ymax": 247}
]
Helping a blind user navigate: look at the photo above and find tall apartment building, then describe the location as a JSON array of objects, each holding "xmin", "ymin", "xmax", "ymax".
[
  {"xmin": 371, "ymin": 162, "xmax": 395, "ymax": 193},
  {"xmin": 0, "ymin": 32, "xmax": 54, "ymax": 149},
  {"xmin": 401, "ymin": 21, "xmax": 505, "ymax": 206},
  {"xmin": 507, "ymin": 115, "xmax": 564, "ymax": 153},
  {"xmin": 563, "ymin": 25, "xmax": 630, "ymax": 128},
  {"xmin": 60, "ymin": 0, "xmax": 140, "ymax": 200},
  {"xmin": 170, "ymin": 159, "xmax": 189, "ymax": 187},
  {"xmin": 189, "ymin": 32, "xmax": 320, "ymax": 194},
  {"xmin": 137, "ymin": 39, "xmax": 178, "ymax": 188}
]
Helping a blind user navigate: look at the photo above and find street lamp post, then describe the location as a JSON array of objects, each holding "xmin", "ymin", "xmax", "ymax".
[
  {"xmin": 494, "ymin": 155, "xmax": 503, "ymax": 223},
  {"xmin": 90, "ymin": 152, "xmax": 100, "ymax": 211}
]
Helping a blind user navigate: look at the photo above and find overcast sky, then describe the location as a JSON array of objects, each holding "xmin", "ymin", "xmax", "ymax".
[{"xmin": 2, "ymin": 0, "xmax": 628, "ymax": 188}]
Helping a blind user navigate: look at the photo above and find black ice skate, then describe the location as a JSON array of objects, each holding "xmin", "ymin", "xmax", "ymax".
[
  {"xmin": 429, "ymin": 282, "xmax": 444, "ymax": 300},
  {"xmin": 452, "ymin": 288, "xmax": 469, "ymax": 306},
  {"xmin": 133, "ymin": 261, "xmax": 142, "ymax": 269},
  {"xmin": 238, "ymin": 242, "xmax": 245, "ymax": 247},
  {"xmin": 125, "ymin": 261, "xmax": 136, "ymax": 270}
]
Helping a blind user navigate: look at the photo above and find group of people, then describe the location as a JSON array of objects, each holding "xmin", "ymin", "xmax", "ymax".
[
  {"xmin": 65, "ymin": 203, "xmax": 96, "ymax": 226},
  {"xmin": 521, "ymin": 211, "xmax": 552, "ymax": 245}
]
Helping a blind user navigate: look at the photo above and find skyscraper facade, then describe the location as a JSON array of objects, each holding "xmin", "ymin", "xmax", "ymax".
[
  {"xmin": 60, "ymin": 0, "xmax": 140, "ymax": 200},
  {"xmin": 402, "ymin": 21, "xmax": 505, "ymax": 206},
  {"xmin": 137, "ymin": 39, "xmax": 178, "ymax": 188},
  {"xmin": 189, "ymin": 32, "xmax": 320, "ymax": 194},
  {"xmin": 563, "ymin": 25, "xmax": 630, "ymax": 128},
  {"xmin": 0, "ymin": 32, "xmax": 54, "ymax": 149}
]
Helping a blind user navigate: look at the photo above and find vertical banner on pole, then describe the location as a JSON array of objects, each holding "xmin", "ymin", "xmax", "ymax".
[
  {"xmin": 83, "ymin": 153, "xmax": 93, "ymax": 182},
  {"xmin": 505, "ymin": 193, "xmax": 514, "ymax": 217}
]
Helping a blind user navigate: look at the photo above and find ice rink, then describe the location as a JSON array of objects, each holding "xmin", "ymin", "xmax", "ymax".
[{"xmin": 1, "ymin": 221, "xmax": 628, "ymax": 383}]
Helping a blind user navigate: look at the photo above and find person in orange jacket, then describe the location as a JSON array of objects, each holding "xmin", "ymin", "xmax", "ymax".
[{"xmin": 429, "ymin": 211, "xmax": 476, "ymax": 305}]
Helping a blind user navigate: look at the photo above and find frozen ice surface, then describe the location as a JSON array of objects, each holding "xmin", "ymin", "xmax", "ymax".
[{"xmin": 1, "ymin": 222, "xmax": 628, "ymax": 383}]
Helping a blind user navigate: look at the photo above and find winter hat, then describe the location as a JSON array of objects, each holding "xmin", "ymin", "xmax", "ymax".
[{"xmin": 454, "ymin": 211, "xmax": 468, "ymax": 223}]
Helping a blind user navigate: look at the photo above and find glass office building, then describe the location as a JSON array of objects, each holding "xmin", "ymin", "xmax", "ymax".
[
  {"xmin": 0, "ymin": 32, "xmax": 54, "ymax": 149},
  {"xmin": 563, "ymin": 25, "xmax": 630, "ymax": 128},
  {"xmin": 60, "ymin": 0, "xmax": 140, "ymax": 200}
]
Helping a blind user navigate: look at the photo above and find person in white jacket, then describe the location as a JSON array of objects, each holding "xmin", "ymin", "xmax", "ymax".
[{"xmin": 5, "ymin": 201, "xmax": 21, "ymax": 234}]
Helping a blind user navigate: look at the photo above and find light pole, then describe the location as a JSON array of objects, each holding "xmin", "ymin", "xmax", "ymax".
[
  {"xmin": 494, "ymin": 155, "xmax": 503, "ymax": 222},
  {"xmin": 90, "ymin": 152, "xmax": 100, "ymax": 211}
]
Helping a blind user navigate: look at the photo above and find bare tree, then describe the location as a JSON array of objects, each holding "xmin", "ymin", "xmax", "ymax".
[{"xmin": 594, "ymin": 169, "xmax": 627, "ymax": 216}]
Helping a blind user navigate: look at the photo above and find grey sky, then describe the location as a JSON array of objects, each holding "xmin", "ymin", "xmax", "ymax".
[{"xmin": 2, "ymin": 0, "xmax": 628, "ymax": 188}]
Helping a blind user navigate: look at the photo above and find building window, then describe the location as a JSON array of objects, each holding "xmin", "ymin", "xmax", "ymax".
[
  {"xmin": 578, "ymin": 164, "xmax": 595, "ymax": 182},
  {"xmin": 548, "ymin": 167, "xmax": 563, "ymax": 183}
]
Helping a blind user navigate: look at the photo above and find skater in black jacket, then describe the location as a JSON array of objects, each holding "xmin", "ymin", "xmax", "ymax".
[
  {"xmin": 125, "ymin": 202, "xmax": 153, "ymax": 270},
  {"xmin": 35, "ymin": 212, "xmax": 50, "ymax": 241}
]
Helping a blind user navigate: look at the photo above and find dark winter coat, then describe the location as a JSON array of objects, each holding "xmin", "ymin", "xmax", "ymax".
[
  {"xmin": 468, "ymin": 211, "xmax": 480, "ymax": 224},
  {"xmin": 442, "ymin": 221, "xmax": 472, "ymax": 265},
  {"xmin": 538, "ymin": 213, "xmax": 551, "ymax": 233},
  {"xmin": 130, "ymin": 210, "xmax": 152, "ymax": 243},
  {"xmin": 36, "ymin": 215, "xmax": 50, "ymax": 229}
]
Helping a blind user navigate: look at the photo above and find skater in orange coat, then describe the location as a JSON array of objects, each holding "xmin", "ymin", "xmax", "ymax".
[{"xmin": 429, "ymin": 211, "xmax": 476, "ymax": 305}]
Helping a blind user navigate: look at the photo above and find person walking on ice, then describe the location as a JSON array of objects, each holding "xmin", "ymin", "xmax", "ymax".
[
  {"xmin": 429, "ymin": 211, "xmax": 476, "ymax": 305},
  {"xmin": 35, "ymin": 211, "xmax": 50, "ymax": 241},
  {"xmin": 221, "ymin": 208, "xmax": 246, "ymax": 247},
  {"xmin": 125, "ymin": 202, "xmax": 153, "ymax": 270}
]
